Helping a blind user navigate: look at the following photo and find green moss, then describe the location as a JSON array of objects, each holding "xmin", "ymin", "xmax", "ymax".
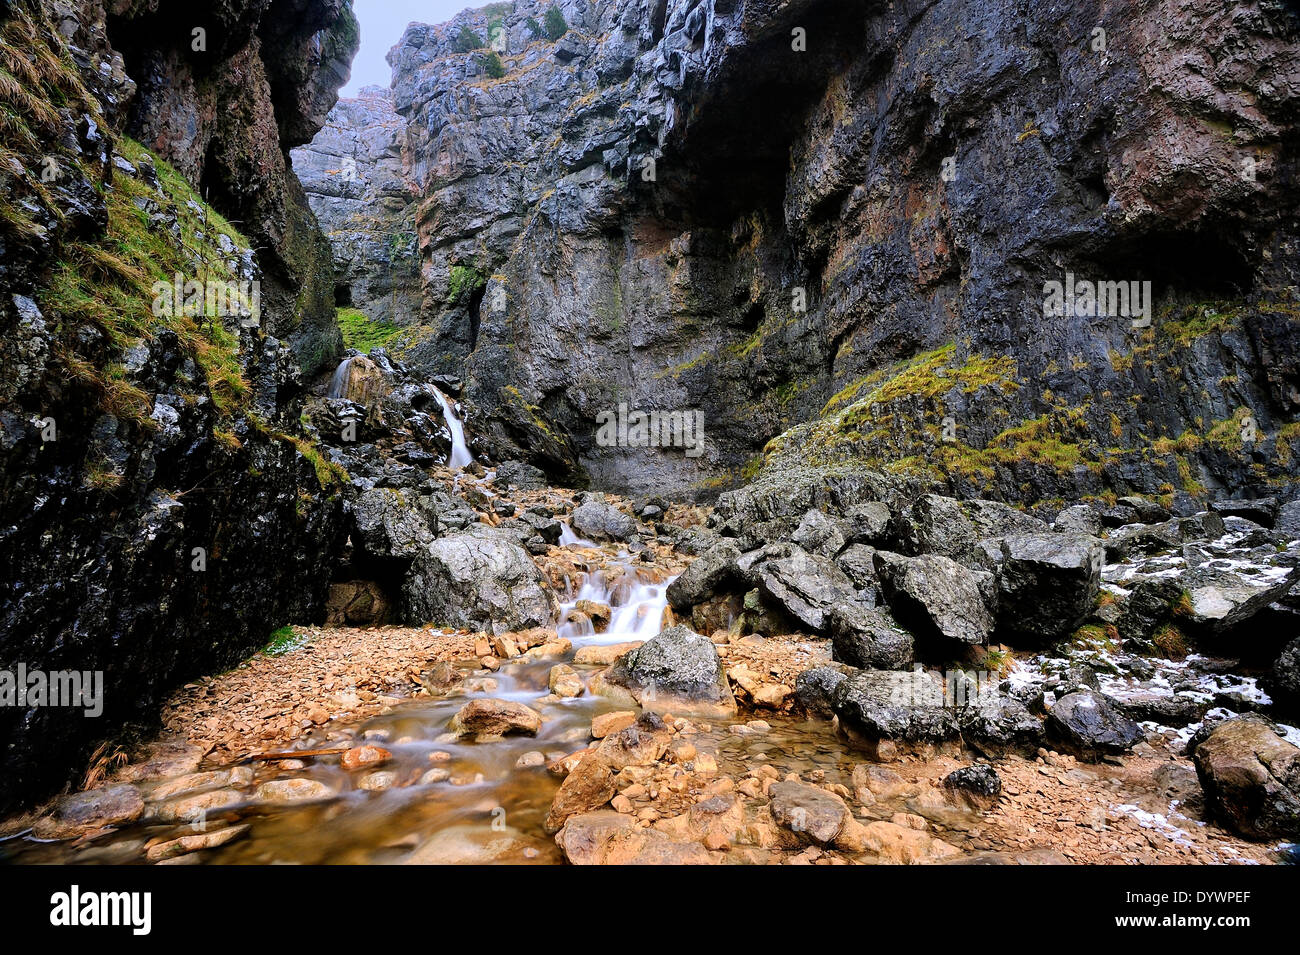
[
  {"xmin": 447, "ymin": 264, "xmax": 485, "ymax": 305},
  {"xmin": 1161, "ymin": 302, "xmax": 1245, "ymax": 344},
  {"xmin": 337, "ymin": 307, "xmax": 402, "ymax": 353},
  {"xmin": 264, "ymin": 625, "xmax": 306, "ymax": 656}
]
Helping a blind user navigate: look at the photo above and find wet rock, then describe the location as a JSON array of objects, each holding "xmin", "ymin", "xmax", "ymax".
[
  {"xmin": 33, "ymin": 784, "xmax": 144, "ymax": 839},
  {"xmin": 555, "ymin": 810, "xmax": 718, "ymax": 864},
  {"xmin": 874, "ymin": 551, "xmax": 994, "ymax": 646},
  {"xmin": 450, "ymin": 699, "xmax": 543, "ymax": 739},
  {"xmin": 145, "ymin": 823, "xmax": 250, "ymax": 862},
  {"xmin": 657, "ymin": 793, "xmax": 745, "ymax": 850},
  {"xmin": 1113, "ymin": 692, "xmax": 1210, "ymax": 727},
  {"xmin": 405, "ymin": 825, "xmax": 531, "ymax": 864},
  {"xmin": 358, "ymin": 771, "xmax": 397, "ymax": 791},
  {"xmin": 574, "ymin": 599, "xmax": 612, "ymax": 631},
  {"xmin": 254, "ymin": 780, "xmax": 336, "ymax": 804},
  {"xmin": 1193, "ymin": 716, "xmax": 1300, "ymax": 840},
  {"xmin": 768, "ymin": 780, "xmax": 850, "ymax": 845},
  {"xmin": 548, "ymin": 664, "xmax": 585, "ymax": 698},
  {"xmin": 605, "ymin": 624, "xmax": 736, "ymax": 711},
  {"xmin": 666, "ymin": 540, "xmax": 742, "ymax": 610},
  {"xmin": 595, "ymin": 714, "xmax": 673, "ymax": 769},
  {"xmin": 571, "ymin": 498, "xmax": 638, "ymax": 541},
  {"xmin": 942, "ymin": 764, "xmax": 1002, "ymax": 809},
  {"xmin": 147, "ymin": 771, "xmax": 235, "ymax": 801},
  {"xmin": 151, "ymin": 788, "xmax": 244, "ymax": 823},
  {"xmin": 544, "ymin": 755, "xmax": 618, "ymax": 833},
  {"xmin": 794, "ymin": 666, "xmax": 848, "ymax": 717},
  {"xmin": 958, "ymin": 696, "xmax": 1045, "ymax": 757},
  {"xmin": 791, "ymin": 509, "xmax": 847, "ymax": 556},
  {"xmin": 591, "ymin": 710, "xmax": 638, "ymax": 738},
  {"xmin": 405, "ymin": 526, "xmax": 557, "ymax": 633},
  {"xmin": 1046, "ymin": 689, "xmax": 1143, "ymax": 759},
  {"xmin": 832, "ymin": 669, "xmax": 960, "ymax": 750},
  {"xmin": 830, "ymin": 603, "xmax": 914, "ymax": 670},
  {"xmin": 574, "ymin": 640, "xmax": 643, "ymax": 665},
  {"xmin": 340, "ymin": 745, "xmax": 391, "ymax": 771},
  {"xmin": 995, "ymin": 533, "xmax": 1103, "ymax": 643}
]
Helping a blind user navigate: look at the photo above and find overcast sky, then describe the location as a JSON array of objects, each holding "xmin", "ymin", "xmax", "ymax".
[{"xmin": 342, "ymin": 0, "xmax": 470, "ymax": 95}]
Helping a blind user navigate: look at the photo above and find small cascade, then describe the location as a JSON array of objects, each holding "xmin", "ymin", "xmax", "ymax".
[
  {"xmin": 557, "ymin": 521, "xmax": 596, "ymax": 548},
  {"xmin": 327, "ymin": 356, "xmax": 355, "ymax": 398},
  {"xmin": 432, "ymin": 388, "xmax": 473, "ymax": 470},
  {"xmin": 555, "ymin": 556, "xmax": 675, "ymax": 646}
]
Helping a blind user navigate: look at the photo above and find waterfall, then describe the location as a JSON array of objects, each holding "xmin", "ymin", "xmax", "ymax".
[
  {"xmin": 433, "ymin": 388, "xmax": 473, "ymax": 469},
  {"xmin": 327, "ymin": 356, "xmax": 355, "ymax": 399}
]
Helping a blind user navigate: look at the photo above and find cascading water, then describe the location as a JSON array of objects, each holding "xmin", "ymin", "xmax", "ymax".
[
  {"xmin": 432, "ymin": 388, "xmax": 473, "ymax": 470},
  {"xmin": 327, "ymin": 356, "xmax": 355, "ymax": 399}
]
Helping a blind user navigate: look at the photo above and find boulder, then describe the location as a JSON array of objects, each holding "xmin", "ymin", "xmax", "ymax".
[
  {"xmin": 350, "ymin": 486, "xmax": 434, "ymax": 563},
  {"xmin": 665, "ymin": 540, "xmax": 741, "ymax": 610},
  {"xmin": 555, "ymin": 811, "xmax": 718, "ymax": 864},
  {"xmin": 1192, "ymin": 716, "xmax": 1300, "ymax": 840},
  {"xmin": 768, "ymin": 780, "xmax": 850, "ymax": 845},
  {"xmin": 405, "ymin": 526, "xmax": 557, "ymax": 632},
  {"xmin": 957, "ymin": 695, "xmax": 1044, "ymax": 757},
  {"xmin": 874, "ymin": 551, "xmax": 994, "ymax": 645},
  {"xmin": 829, "ymin": 602, "xmax": 914, "ymax": 670},
  {"xmin": 1211, "ymin": 497, "xmax": 1280, "ymax": 528},
  {"xmin": 832, "ymin": 669, "xmax": 960, "ymax": 749},
  {"xmin": 794, "ymin": 666, "xmax": 848, "ymax": 717},
  {"xmin": 571, "ymin": 498, "xmax": 638, "ymax": 542},
  {"xmin": 449, "ymin": 699, "xmax": 543, "ymax": 739},
  {"xmin": 1270, "ymin": 636, "xmax": 1300, "ymax": 714},
  {"xmin": 1276, "ymin": 500, "xmax": 1300, "ymax": 540},
  {"xmin": 605, "ymin": 624, "xmax": 736, "ymax": 711},
  {"xmin": 791, "ymin": 509, "xmax": 847, "ymax": 556},
  {"xmin": 32, "ymin": 784, "xmax": 144, "ymax": 839},
  {"xmin": 1046, "ymin": 689, "xmax": 1143, "ymax": 758},
  {"xmin": 544, "ymin": 755, "xmax": 617, "ymax": 832},
  {"xmin": 754, "ymin": 549, "xmax": 860, "ymax": 632},
  {"xmin": 995, "ymin": 533, "xmax": 1102, "ymax": 643},
  {"xmin": 942, "ymin": 764, "xmax": 1002, "ymax": 809},
  {"xmin": 1178, "ymin": 565, "xmax": 1297, "ymax": 636},
  {"xmin": 1053, "ymin": 504, "xmax": 1102, "ymax": 537}
]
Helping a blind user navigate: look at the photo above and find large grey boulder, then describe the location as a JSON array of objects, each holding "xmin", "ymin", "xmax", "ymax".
[
  {"xmin": 404, "ymin": 526, "xmax": 557, "ymax": 632},
  {"xmin": 832, "ymin": 669, "xmax": 960, "ymax": 744},
  {"xmin": 350, "ymin": 487, "xmax": 435, "ymax": 563},
  {"xmin": 995, "ymin": 533, "xmax": 1102, "ymax": 643},
  {"xmin": 666, "ymin": 540, "xmax": 741, "ymax": 610},
  {"xmin": 829, "ymin": 603, "xmax": 914, "ymax": 670},
  {"xmin": 754, "ymin": 549, "xmax": 860, "ymax": 633},
  {"xmin": 1193, "ymin": 716, "xmax": 1300, "ymax": 840},
  {"xmin": 571, "ymin": 498, "xmax": 638, "ymax": 542},
  {"xmin": 1046, "ymin": 689, "xmax": 1143, "ymax": 758},
  {"xmin": 874, "ymin": 551, "xmax": 994, "ymax": 645},
  {"xmin": 605, "ymin": 625, "xmax": 735, "ymax": 710}
]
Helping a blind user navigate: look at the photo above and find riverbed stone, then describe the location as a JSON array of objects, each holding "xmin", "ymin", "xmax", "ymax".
[
  {"xmin": 768, "ymin": 780, "xmax": 850, "ymax": 845},
  {"xmin": 1192, "ymin": 716, "xmax": 1300, "ymax": 840},
  {"xmin": 605, "ymin": 624, "xmax": 736, "ymax": 712},
  {"xmin": 449, "ymin": 698, "xmax": 543, "ymax": 739},
  {"xmin": 33, "ymin": 784, "xmax": 145, "ymax": 839},
  {"xmin": 1046, "ymin": 689, "xmax": 1143, "ymax": 759}
]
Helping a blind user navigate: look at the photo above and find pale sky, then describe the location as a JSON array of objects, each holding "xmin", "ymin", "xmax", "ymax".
[{"xmin": 342, "ymin": 0, "xmax": 471, "ymax": 95}]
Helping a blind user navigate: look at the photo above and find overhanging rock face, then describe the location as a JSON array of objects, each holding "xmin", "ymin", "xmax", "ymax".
[{"xmin": 346, "ymin": 0, "xmax": 1300, "ymax": 501}]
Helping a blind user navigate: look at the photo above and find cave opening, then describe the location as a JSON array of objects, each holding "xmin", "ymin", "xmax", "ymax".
[
  {"xmin": 335, "ymin": 283, "xmax": 353, "ymax": 307},
  {"xmin": 467, "ymin": 282, "xmax": 485, "ymax": 352}
]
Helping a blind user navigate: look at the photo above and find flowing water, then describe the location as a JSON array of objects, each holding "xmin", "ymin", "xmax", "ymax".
[
  {"xmin": 326, "ymin": 356, "xmax": 355, "ymax": 399},
  {"xmin": 2, "ymin": 532, "xmax": 937, "ymax": 865},
  {"xmin": 432, "ymin": 388, "xmax": 473, "ymax": 470}
]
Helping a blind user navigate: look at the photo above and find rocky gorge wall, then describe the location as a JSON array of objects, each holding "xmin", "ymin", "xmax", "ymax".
[
  {"xmin": 306, "ymin": 0, "xmax": 1299, "ymax": 505},
  {"xmin": 0, "ymin": 0, "xmax": 357, "ymax": 811}
]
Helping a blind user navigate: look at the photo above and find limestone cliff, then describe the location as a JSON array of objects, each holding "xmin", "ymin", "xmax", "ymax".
[
  {"xmin": 0, "ymin": 0, "xmax": 357, "ymax": 811},
  {"xmin": 318, "ymin": 0, "xmax": 1298, "ymax": 504}
]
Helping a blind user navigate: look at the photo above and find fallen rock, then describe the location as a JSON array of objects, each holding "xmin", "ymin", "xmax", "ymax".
[
  {"xmin": 1046, "ymin": 689, "xmax": 1143, "ymax": 758},
  {"xmin": 832, "ymin": 669, "xmax": 960, "ymax": 752},
  {"xmin": 830, "ymin": 602, "xmax": 914, "ymax": 670},
  {"xmin": 768, "ymin": 780, "xmax": 850, "ymax": 845},
  {"xmin": 849, "ymin": 820, "xmax": 961, "ymax": 863},
  {"xmin": 995, "ymin": 533, "xmax": 1102, "ymax": 643},
  {"xmin": 253, "ymin": 779, "xmax": 336, "ymax": 804},
  {"xmin": 574, "ymin": 640, "xmax": 643, "ymax": 665},
  {"xmin": 33, "ymin": 784, "xmax": 144, "ymax": 839},
  {"xmin": 571, "ymin": 498, "xmax": 638, "ymax": 542},
  {"xmin": 548, "ymin": 664, "xmax": 585, "ymax": 698},
  {"xmin": 1192, "ymin": 716, "xmax": 1300, "ymax": 840},
  {"xmin": 145, "ymin": 824, "xmax": 250, "ymax": 862},
  {"xmin": 544, "ymin": 756, "xmax": 618, "ymax": 833},
  {"xmin": 555, "ymin": 810, "xmax": 718, "ymax": 864},
  {"xmin": 794, "ymin": 666, "xmax": 848, "ymax": 718},
  {"xmin": 591, "ymin": 710, "xmax": 638, "ymax": 739},
  {"xmin": 666, "ymin": 541, "xmax": 741, "ymax": 610},
  {"xmin": 450, "ymin": 698, "xmax": 543, "ymax": 739},
  {"xmin": 405, "ymin": 526, "xmax": 557, "ymax": 633},
  {"xmin": 874, "ymin": 551, "xmax": 994, "ymax": 645},
  {"xmin": 942, "ymin": 764, "xmax": 1002, "ymax": 809},
  {"xmin": 605, "ymin": 624, "xmax": 736, "ymax": 712}
]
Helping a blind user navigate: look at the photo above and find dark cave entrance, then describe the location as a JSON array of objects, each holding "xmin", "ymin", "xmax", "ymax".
[{"xmin": 335, "ymin": 283, "xmax": 353, "ymax": 307}]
